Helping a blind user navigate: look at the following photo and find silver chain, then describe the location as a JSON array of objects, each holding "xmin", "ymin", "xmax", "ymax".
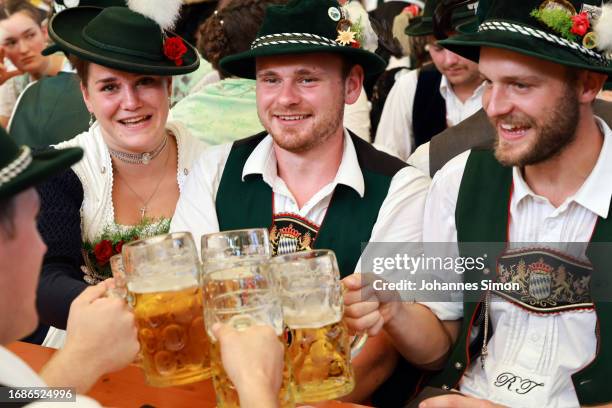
[
  {"xmin": 114, "ymin": 137, "xmax": 171, "ymax": 220},
  {"xmin": 108, "ymin": 134, "xmax": 168, "ymax": 165}
]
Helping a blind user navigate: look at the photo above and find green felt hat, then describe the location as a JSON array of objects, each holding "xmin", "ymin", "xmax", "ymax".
[
  {"xmin": 405, "ymin": 0, "xmax": 477, "ymax": 36},
  {"xmin": 0, "ymin": 127, "xmax": 83, "ymax": 200},
  {"xmin": 219, "ymin": 0, "xmax": 386, "ymax": 79},
  {"xmin": 43, "ymin": 6, "xmax": 199, "ymax": 75},
  {"xmin": 439, "ymin": 0, "xmax": 612, "ymax": 76}
]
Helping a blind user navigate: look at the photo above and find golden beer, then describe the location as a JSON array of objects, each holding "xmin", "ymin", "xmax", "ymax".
[
  {"xmin": 130, "ymin": 275, "xmax": 211, "ymax": 387},
  {"xmin": 210, "ymin": 335, "xmax": 294, "ymax": 408},
  {"xmin": 287, "ymin": 318, "xmax": 354, "ymax": 402}
]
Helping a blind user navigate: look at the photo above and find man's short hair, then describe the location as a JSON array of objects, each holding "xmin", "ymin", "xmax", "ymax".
[{"xmin": 0, "ymin": 196, "xmax": 16, "ymax": 240}]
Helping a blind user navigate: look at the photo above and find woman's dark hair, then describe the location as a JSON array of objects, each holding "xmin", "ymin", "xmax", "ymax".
[
  {"xmin": 0, "ymin": 0, "xmax": 48, "ymax": 26},
  {"xmin": 0, "ymin": 196, "xmax": 16, "ymax": 239},
  {"xmin": 68, "ymin": 55, "xmax": 90, "ymax": 84},
  {"xmin": 196, "ymin": 0, "xmax": 287, "ymax": 78}
]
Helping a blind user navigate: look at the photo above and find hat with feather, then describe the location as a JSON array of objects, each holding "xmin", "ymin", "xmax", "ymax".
[
  {"xmin": 43, "ymin": 0, "xmax": 199, "ymax": 75},
  {"xmin": 439, "ymin": 0, "xmax": 612, "ymax": 76}
]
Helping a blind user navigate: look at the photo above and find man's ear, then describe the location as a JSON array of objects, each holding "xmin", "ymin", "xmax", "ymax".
[
  {"xmin": 344, "ymin": 64, "xmax": 364, "ymax": 105},
  {"xmin": 578, "ymin": 70, "xmax": 607, "ymax": 104}
]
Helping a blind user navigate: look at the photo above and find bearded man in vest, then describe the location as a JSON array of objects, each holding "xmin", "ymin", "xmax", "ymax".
[
  {"xmin": 344, "ymin": 0, "xmax": 612, "ymax": 406},
  {"xmin": 374, "ymin": 0, "xmax": 485, "ymax": 161},
  {"xmin": 171, "ymin": 0, "xmax": 430, "ymax": 401}
]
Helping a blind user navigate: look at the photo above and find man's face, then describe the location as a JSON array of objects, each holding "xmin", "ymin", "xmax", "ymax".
[
  {"xmin": 427, "ymin": 37, "xmax": 481, "ymax": 87},
  {"xmin": 479, "ymin": 47, "xmax": 580, "ymax": 167},
  {"xmin": 0, "ymin": 188, "xmax": 46, "ymax": 343},
  {"xmin": 255, "ymin": 53, "xmax": 361, "ymax": 153}
]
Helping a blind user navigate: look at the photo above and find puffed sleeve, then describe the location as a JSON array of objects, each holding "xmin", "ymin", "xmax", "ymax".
[{"xmin": 35, "ymin": 167, "xmax": 88, "ymax": 330}]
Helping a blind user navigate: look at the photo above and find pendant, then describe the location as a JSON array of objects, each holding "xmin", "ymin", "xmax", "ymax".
[
  {"xmin": 140, "ymin": 206, "xmax": 147, "ymax": 219},
  {"xmin": 142, "ymin": 152, "xmax": 151, "ymax": 165}
]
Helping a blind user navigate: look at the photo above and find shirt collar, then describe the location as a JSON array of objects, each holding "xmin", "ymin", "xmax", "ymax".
[
  {"xmin": 241, "ymin": 130, "xmax": 365, "ymax": 197},
  {"xmin": 512, "ymin": 117, "xmax": 612, "ymax": 219},
  {"xmin": 439, "ymin": 74, "xmax": 486, "ymax": 102}
]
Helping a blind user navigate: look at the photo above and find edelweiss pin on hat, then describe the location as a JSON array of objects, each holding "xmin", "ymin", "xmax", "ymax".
[
  {"xmin": 439, "ymin": 0, "xmax": 612, "ymax": 76},
  {"xmin": 43, "ymin": 0, "xmax": 199, "ymax": 75},
  {"xmin": 0, "ymin": 127, "xmax": 82, "ymax": 199},
  {"xmin": 219, "ymin": 0, "xmax": 386, "ymax": 78}
]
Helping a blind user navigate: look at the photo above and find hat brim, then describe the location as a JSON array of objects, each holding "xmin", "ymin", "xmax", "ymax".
[
  {"xmin": 405, "ymin": 12, "xmax": 476, "ymax": 37},
  {"xmin": 43, "ymin": 7, "xmax": 199, "ymax": 76},
  {"xmin": 220, "ymin": 43, "xmax": 387, "ymax": 79},
  {"xmin": 0, "ymin": 147, "xmax": 83, "ymax": 200},
  {"xmin": 440, "ymin": 28, "xmax": 612, "ymax": 77}
]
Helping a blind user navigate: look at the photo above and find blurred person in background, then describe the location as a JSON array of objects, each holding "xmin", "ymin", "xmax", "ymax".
[
  {"xmin": 0, "ymin": 0, "xmax": 69, "ymax": 127},
  {"xmin": 375, "ymin": 0, "xmax": 484, "ymax": 160}
]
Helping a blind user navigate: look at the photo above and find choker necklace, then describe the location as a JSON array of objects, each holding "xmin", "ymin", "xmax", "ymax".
[{"xmin": 109, "ymin": 135, "xmax": 168, "ymax": 165}]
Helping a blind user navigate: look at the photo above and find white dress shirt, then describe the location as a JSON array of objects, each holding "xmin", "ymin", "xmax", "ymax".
[
  {"xmin": 421, "ymin": 118, "xmax": 612, "ymax": 407},
  {"xmin": 171, "ymin": 130, "xmax": 430, "ymax": 265},
  {"xmin": 375, "ymin": 68, "xmax": 484, "ymax": 161},
  {"xmin": 0, "ymin": 346, "xmax": 99, "ymax": 407}
]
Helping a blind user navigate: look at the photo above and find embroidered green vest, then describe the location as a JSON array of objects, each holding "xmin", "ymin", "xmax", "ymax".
[
  {"xmin": 429, "ymin": 149, "xmax": 612, "ymax": 406},
  {"xmin": 214, "ymin": 131, "xmax": 407, "ymax": 278}
]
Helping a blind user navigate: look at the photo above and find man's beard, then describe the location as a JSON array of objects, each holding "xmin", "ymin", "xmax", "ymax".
[
  {"xmin": 493, "ymin": 86, "xmax": 580, "ymax": 167},
  {"xmin": 263, "ymin": 99, "xmax": 345, "ymax": 154}
]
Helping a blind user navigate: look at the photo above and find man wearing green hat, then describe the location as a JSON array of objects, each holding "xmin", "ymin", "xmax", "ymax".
[
  {"xmin": 171, "ymin": 0, "xmax": 430, "ymax": 398},
  {"xmin": 344, "ymin": 0, "xmax": 612, "ymax": 407},
  {"xmin": 0, "ymin": 129, "xmax": 139, "ymax": 404},
  {"xmin": 374, "ymin": 0, "xmax": 484, "ymax": 161}
]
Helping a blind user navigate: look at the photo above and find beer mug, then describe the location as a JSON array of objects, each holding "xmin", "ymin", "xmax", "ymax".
[
  {"xmin": 270, "ymin": 249, "xmax": 359, "ymax": 403},
  {"xmin": 201, "ymin": 228, "xmax": 271, "ymax": 268},
  {"xmin": 202, "ymin": 258, "xmax": 294, "ymax": 408},
  {"xmin": 122, "ymin": 232, "xmax": 211, "ymax": 387}
]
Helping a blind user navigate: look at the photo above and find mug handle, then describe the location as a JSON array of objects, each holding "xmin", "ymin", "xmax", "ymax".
[{"xmin": 350, "ymin": 333, "xmax": 368, "ymax": 359}]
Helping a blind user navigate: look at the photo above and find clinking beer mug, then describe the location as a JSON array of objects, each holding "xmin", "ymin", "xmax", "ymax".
[
  {"xmin": 122, "ymin": 232, "xmax": 211, "ymax": 387},
  {"xmin": 201, "ymin": 254, "xmax": 295, "ymax": 408},
  {"xmin": 270, "ymin": 249, "xmax": 363, "ymax": 403}
]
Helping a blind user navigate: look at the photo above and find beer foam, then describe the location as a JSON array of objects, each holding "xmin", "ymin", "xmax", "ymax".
[
  {"xmin": 128, "ymin": 274, "xmax": 198, "ymax": 293},
  {"xmin": 283, "ymin": 305, "xmax": 342, "ymax": 329}
]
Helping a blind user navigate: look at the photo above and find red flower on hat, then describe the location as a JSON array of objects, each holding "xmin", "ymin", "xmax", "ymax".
[
  {"xmin": 163, "ymin": 37, "xmax": 187, "ymax": 66},
  {"xmin": 351, "ymin": 40, "xmax": 361, "ymax": 48},
  {"xmin": 403, "ymin": 4, "xmax": 420, "ymax": 17},
  {"xmin": 570, "ymin": 12, "xmax": 590, "ymax": 37},
  {"xmin": 94, "ymin": 239, "xmax": 113, "ymax": 266}
]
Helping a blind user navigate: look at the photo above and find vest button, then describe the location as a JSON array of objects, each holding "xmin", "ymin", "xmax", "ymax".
[
  {"xmin": 184, "ymin": 168, "xmax": 189, "ymax": 176},
  {"xmin": 454, "ymin": 362, "xmax": 463, "ymax": 370},
  {"xmin": 101, "ymin": 166, "xmax": 106, "ymax": 174},
  {"xmin": 441, "ymin": 385, "xmax": 450, "ymax": 391}
]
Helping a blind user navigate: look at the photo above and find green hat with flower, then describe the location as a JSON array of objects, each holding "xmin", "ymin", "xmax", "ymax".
[
  {"xmin": 439, "ymin": 0, "xmax": 612, "ymax": 76},
  {"xmin": 219, "ymin": 0, "xmax": 386, "ymax": 79},
  {"xmin": 0, "ymin": 127, "xmax": 82, "ymax": 200},
  {"xmin": 405, "ymin": 0, "xmax": 478, "ymax": 36},
  {"xmin": 43, "ymin": 0, "xmax": 199, "ymax": 75}
]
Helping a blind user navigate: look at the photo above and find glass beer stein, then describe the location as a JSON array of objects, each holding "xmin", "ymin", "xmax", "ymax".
[
  {"xmin": 270, "ymin": 249, "xmax": 361, "ymax": 403},
  {"xmin": 122, "ymin": 232, "xmax": 211, "ymax": 386},
  {"xmin": 202, "ymin": 256, "xmax": 294, "ymax": 408}
]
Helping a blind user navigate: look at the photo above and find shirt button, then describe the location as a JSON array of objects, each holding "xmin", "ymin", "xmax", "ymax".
[
  {"xmin": 454, "ymin": 362, "xmax": 463, "ymax": 370},
  {"xmin": 531, "ymin": 333, "xmax": 540, "ymax": 342}
]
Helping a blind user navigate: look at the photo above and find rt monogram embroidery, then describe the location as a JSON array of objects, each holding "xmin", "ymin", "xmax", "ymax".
[{"xmin": 494, "ymin": 372, "xmax": 544, "ymax": 395}]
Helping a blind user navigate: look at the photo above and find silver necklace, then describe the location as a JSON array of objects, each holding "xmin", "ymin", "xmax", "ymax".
[
  {"xmin": 115, "ymin": 140, "xmax": 171, "ymax": 220},
  {"xmin": 109, "ymin": 135, "xmax": 168, "ymax": 165}
]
